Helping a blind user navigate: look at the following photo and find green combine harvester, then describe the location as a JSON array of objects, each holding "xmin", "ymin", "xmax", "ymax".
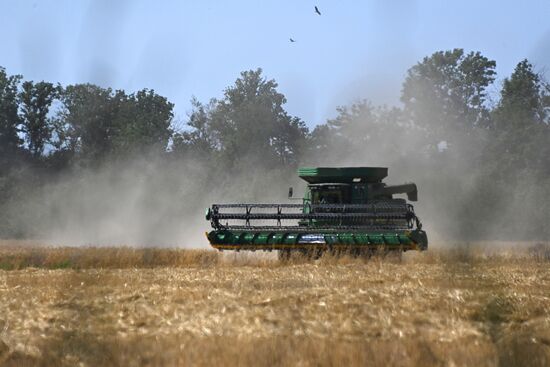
[{"xmin": 205, "ymin": 167, "xmax": 427, "ymax": 257}]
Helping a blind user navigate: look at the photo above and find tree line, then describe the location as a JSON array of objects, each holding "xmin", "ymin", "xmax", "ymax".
[{"xmin": 0, "ymin": 48, "xmax": 549, "ymax": 240}]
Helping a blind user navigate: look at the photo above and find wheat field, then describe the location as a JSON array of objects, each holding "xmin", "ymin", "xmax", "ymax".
[{"xmin": 0, "ymin": 241, "xmax": 549, "ymax": 366}]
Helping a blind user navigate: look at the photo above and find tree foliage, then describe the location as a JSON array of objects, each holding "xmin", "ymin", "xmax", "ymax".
[
  {"xmin": 19, "ymin": 81, "xmax": 59, "ymax": 157},
  {"xmin": 175, "ymin": 69, "xmax": 307, "ymax": 167},
  {"xmin": 495, "ymin": 59, "xmax": 548, "ymax": 128},
  {"xmin": 308, "ymin": 101, "xmax": 414, "ymax": 164},
  {"xmin": 0, "ymin": 67, "xmax": 22, "ymax": 167},
  {"xmin": 56, "ymin": 84, "xmax": 174, "ymax": 163},
  {"xmin": 112, "ymin": 89, "xmax": 174, "ymax": 154},
  {"xmin": 490, "ymin": 60, "xmax": 550, "ymax": 177},
  {"xmin": 401, "ymin": 49, "xmax": 496, "ymax": 143}
]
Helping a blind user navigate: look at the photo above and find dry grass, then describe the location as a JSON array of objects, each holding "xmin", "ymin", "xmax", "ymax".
[
  {"xmin": 0, "ymin": 240, "xmax": 549, "ymax": 366},
  {"xmin": 0, "ymin": 241, "xmax": 220, "ymax": 270}
]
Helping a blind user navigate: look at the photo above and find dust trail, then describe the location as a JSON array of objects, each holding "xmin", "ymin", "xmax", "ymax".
[{"xmin": 5, "ymin": 155, "xmax": 298, "ymax": 247}]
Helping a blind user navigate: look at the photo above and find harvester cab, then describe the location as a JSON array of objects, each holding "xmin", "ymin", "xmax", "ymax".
[
  {"xmin": 205, "ymin": 167, "xmax": 428, "ymax": 256},
  {"xmin": 299, "ymin": 167, "xmax": 418, "ymax": 204}
]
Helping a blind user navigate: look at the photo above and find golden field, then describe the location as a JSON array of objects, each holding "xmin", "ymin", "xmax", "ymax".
[{"xmin": 0, "ymin": 241, "xmax": 549, "ymax": 366}]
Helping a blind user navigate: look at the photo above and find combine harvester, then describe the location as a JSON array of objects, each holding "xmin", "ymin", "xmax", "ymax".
[{"xmin": 205, "ymin": 167, "xmax": 427, "ymax": 258}]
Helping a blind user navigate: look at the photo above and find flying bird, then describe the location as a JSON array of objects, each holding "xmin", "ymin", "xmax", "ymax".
[
  {"xmin": 289, "ymin": 38, "xmax": 296, "ymax": 43},
  {"xmin": 314, "ymin": 6, "xmax": 321, "ymax": 15}
]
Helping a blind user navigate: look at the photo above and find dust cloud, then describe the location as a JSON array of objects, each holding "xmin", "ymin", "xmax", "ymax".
[
  {"xmin": 6, "ymin": 114, "xmax": 548, "ymax": 248},
  {"xmin": 300, "ymin": 109, "xmax": 549, "ymax": 244},
  {"xmin": 5, "ymin": 154, "xmax": 299, "ymax": 248}
]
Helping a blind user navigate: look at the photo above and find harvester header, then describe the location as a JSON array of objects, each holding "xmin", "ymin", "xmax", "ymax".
[{"xmin": 205, "ymin": 166, "xmax": 428, "ymax": 258}]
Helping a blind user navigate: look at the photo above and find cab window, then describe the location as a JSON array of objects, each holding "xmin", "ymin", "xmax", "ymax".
[{"xmin": 312, "ymin": 190, "xmax": 342, "ymax": 204}]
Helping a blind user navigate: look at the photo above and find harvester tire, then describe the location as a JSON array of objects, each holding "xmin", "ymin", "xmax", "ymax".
[{"xmin": 278, "ymin": 249, "xmax": 292, "ymax": 261}]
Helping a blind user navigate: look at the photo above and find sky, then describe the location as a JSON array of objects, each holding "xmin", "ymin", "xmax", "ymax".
[{"xmin": 1, "ymin": 0, "xmax": 549, "ymax": 128}]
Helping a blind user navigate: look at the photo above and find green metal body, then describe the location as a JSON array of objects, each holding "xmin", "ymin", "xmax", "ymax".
[
  {"xmin": 207, "ymin": 230, "xmax": 427, "ymax": 250},
  {"xmin": 206, "ymin": 167, "xmax": 428, "ymax": 252}
]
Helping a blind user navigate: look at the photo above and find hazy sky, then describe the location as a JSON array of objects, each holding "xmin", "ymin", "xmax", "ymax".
[{"xmin": 1, "ymin": 0, "xmax": 549, "ymax": 127}]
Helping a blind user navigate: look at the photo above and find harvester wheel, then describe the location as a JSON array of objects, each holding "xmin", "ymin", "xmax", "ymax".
[
  {"xmin": 357, "ymin": 248, "xmax": 375, "ymax": 258},
  {"xmin": 278, "ymin": 249, "xmax": 292, "ymax": 261},
  {"xmin": 383, "ymin": 249, "xmax": 403, "ymax": 262},
  {"xmin": 301, "ymin": 247, "xmax": 323, "ymax": 260}
]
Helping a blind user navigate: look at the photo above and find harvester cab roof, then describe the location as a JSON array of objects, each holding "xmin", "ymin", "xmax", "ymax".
[
  {"xmin": 299, "ymin": 167, "xmax": 418, "ymax": 203},
  {"xmin": 298, "ymin": 167, "xmax": 388, "ymax": 184}
]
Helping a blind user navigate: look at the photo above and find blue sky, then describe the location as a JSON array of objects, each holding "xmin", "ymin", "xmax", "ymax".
[{"xmin": 1, "ymin": 0, "xmax": 549, "ymax": 128}]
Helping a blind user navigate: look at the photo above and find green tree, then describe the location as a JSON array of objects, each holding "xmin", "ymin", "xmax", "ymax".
[
  {"xmin": 494, "ymin": 59, "xmax": 547, "ymax": 128},
  {"xmin": 172, "ymin": 97, "xmax": 217, "ymax": 159},
  {"xmin": 58, "ymin": 84, "xmax": 175, "ymax": 162},
  {"xmin": 0, "ymin": 67, "xmax": 22, "ymax": 167},
  {"xmin": 180, "ymin": 69, "xmax": 308, "ymax": 167},
  {"xmin": 113, "ymin": 89, "xmax": 174, "ymax": 154},
  {"xmin": 19, "ymin": 81, "xmax": 59, "ymax": 157},
  {"xmin": 57, "ymin": 84, "xmax": 120, "ymax": 162},
  {"xmin": 270, "ymin": 115, "xmax": 308, "ymax": 165},
  {"xmin": 491, "ymin": 59, "xmax": 550, "ymax": 176},
  {"xmin": 307, "ymin": 101, "xmax": 417, "ymax": 164},
  {"xmin": 212, "ymin": 69, "xmax": 307, "ymax": 165},
  {"xmin": 401, "ymin": 49, "xmax": 496, "ymax": 145},
  {"xmin": 309, "ymin": 101, "xmax": 381, "ymax": 160}
]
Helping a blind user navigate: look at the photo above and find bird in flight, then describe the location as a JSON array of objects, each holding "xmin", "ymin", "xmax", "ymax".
[
  {"xmin": 289, "ymin": 38, "xmax": 296, "ymax": 43},
  {"xmin": 315, "ymin": 6, "xmax": 321, "ymax": 15}
]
